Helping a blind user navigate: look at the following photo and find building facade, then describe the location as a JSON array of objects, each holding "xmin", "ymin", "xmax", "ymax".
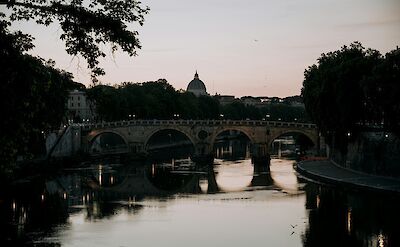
[{"xmin": 66, "ymin": 90, "xmax": 96, "ymax": 123}]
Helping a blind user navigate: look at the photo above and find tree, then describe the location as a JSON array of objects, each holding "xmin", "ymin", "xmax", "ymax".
[
  {"xmin": 0, "ymin": 18, "xmax": 79, "ymax": 178},
  {"xmin": 301, "ymin": 42, "xmax": 382, "ymax": 148},
  {"xmin": 301, "ymin": 42, "xmax": 400, "ymax": 152},
  {"xmin": 363, "ymin": 47, "xmax": 400, "ymax": 134},
  {"xmin": 1, "ymin": 0, "xmax": 150, "ymax": 81}
]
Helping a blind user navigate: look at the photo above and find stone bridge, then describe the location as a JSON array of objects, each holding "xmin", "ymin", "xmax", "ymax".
[{"xmin": 50, "ymin": 119, "xmax": 319, "ymax": 165}]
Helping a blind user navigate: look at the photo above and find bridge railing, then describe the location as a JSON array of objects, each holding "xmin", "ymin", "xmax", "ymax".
[{"xmin": 77, "ymin": 119, "xmax": 316, "ymax": 130}]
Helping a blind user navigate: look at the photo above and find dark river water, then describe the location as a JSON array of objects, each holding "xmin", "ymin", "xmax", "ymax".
[{"xmin": 1, "ymin": 156, "xmax": 399, "ymax": 246}]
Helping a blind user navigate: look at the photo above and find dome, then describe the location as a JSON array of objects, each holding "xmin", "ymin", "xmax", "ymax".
[{"xmin": 187, "ymin": 71, "xmax": 207, "ymax": 96}]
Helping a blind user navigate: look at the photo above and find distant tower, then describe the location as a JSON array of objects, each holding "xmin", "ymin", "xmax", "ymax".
[{"xmin": 187, "ymin": 71, "xmax": 207, "ymax": 96}]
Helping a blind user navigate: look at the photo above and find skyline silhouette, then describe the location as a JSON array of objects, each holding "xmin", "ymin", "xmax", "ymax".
[{"xmin": 3, "ymin": 0, "xmax": 400, "ymax": 97}]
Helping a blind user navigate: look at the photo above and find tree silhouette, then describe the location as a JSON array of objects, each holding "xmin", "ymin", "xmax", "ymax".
[
  {"xmin": 301, "ymin": 42, "xmax": 400, "ymax": 151},
  {"xmin": 0, "ymin": 18, "xmax": 81, "ymax": 178},
  {"xmin": 1, "ymin": 0, "xmax": 150, "ymax": 81}
]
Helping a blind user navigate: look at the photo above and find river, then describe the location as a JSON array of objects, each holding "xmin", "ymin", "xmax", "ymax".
[{"xmin": 0, "ymin": 156, "xmax": 398, "ymax": 247}]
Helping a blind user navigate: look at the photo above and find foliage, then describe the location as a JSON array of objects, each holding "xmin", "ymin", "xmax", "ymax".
[
  {"xmin": 87, "ymin": 80, "xmax": 310, "ymax": 122},
  {"xmin": 2, "ymin": 0, "xmax": 149, "ymax": 81},
  {"xmin": 0, "ymin": 18, "xmax": 78, "ymax": 178},
  {"xmin": 301, "ymin": 42, "xmax": 400, "ymax": 151},
  {"xmin": 220, "ymin": 102, "xmax": 261, "ymax": 120},
  {"xmin": 259, "ymin": 103, "xmax": 309, "ymax": 122},
  {"xmin": 363, "ymin": 47, "xmax": 400, "ymax": 133},
  {"xmin": 86, "ymin": 80, "xmax": 222, "ymax": 121}
]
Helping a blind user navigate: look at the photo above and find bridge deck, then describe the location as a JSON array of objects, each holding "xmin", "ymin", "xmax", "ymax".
[{"xmin": 77, "ymin": 120, "xmax": 316, "ymax": 131}]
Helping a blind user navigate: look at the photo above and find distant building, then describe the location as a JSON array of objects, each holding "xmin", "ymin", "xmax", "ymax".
[
  {"xmin": 215, "ymin": 95, "xmax": 236, "ymax": 106},
  {"xmin": 187, "ymin": 71, "xmax": 208, "ymax": 96},
  {"xmin": 66, "ymin": 90, "xmax": 96, "ymax": 123},
  {"xmin": 240, "ymin": 96, "xmax": 262, "ymax": 107}
]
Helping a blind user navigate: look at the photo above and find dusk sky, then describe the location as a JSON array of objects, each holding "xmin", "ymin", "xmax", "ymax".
[{"xmin": 4, "ymin": 0, "xmax": 400, "ymax": 97}]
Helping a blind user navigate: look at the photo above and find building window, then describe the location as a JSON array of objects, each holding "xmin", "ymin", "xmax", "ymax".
[
  {"xmin": 71, "ymin": 103, "xmax": 74, "ymax": 107},
  {"xmin": 78, "ymin": 103, "xmax": 80, "ymax": 107},
  {"xmin": 78, "ymin": 96, "xmax": 80, "ymax": 101}
]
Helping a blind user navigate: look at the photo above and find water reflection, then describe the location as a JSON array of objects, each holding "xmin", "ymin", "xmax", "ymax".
[
  {"xmin": 303, "ymin": 183, "xmax": 400, "ymax": 247},
  {"xmin": 1, "ymin": 144, "xmax": 399, "ymax": 246}
]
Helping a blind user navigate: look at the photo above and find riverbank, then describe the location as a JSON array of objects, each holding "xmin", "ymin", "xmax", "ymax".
[{"xmin": 296, "ymin": 160, "xmax": 400, "ymax": 195}]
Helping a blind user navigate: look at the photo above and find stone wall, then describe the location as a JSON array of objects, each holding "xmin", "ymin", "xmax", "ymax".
[
  {"xmin": 331, "ymin": 131, "xmax": 400, "ymax": 178},
  {"xmin": 48, "ymin": 126, "xmax": 82, "ymax": 158}
]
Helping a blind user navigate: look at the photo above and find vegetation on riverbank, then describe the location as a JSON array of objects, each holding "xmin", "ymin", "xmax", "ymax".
[
  {"xmin": 86, "ymin": 80, "xmax": 309, "ymax": 122},
  {"xmin": 0, "ymin": 0, "xmax": 150, "ymax": 180},
  {"xmin": 301, "ymin": 42, "xmax": 400, "ymax": 152},
  {"xmin": 0, "ymin": 19, "xmax": 82, "ymax": 181}
]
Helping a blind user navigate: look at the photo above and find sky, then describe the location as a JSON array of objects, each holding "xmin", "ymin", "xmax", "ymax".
[{"xmin": 3, "ymin": 0, "xmax": 400, "ymax": 97}]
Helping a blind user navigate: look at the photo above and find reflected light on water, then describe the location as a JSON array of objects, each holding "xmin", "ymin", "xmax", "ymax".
[
  {"xmin": 270, "ymin": 159, "xmax": 298, "ymax": 191},
  {"xmin": 199, "ymin": 179, "xmax": 208, "ymax": 193},
  {"xmin": 128, "ymin": 196, "xmax": 136, "ymax": 207},
  {"xmin": 378, "ymin": 231, "xmax": 387, "ymax": 247},
  {"xmin": 151, "ymin": 164, "xmax": 156, "ymax": 178},
  {"xmin": 215, "ymin": 159, "xmax": 252, "ymax": 191},
  {"xmin": 347, "ymin": 208, "xmax": 352, "ymax": 235},
  {"xmin": 98, "ymin": 165, "xmax": 103, "ymax": 186}
]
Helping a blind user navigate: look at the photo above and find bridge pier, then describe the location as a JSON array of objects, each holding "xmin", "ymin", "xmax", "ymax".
[
  {"xmin": 191, "ymin": 142, "xmax": 214, "ymax": 165},
  {"xmin": 251, "ymin": 164, "xmax": 273, "ymax": 187},
  {"xmin": 251, "ymin": 143, "xmax": 271, "ymax": 169}
]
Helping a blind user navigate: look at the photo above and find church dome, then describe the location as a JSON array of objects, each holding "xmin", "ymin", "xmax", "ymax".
[{"xmin": 187, "ymin": 71, "xmax": 207, "ymax": 96}]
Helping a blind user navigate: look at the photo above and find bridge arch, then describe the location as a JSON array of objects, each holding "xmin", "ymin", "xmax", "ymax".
[
  {"xmin": 87, "ymin": 130, "xmax": 129, "ymax": 154},
  {"xmin": 209, "ymin": 127, "xmax": 255, "ymax": 146},
  {"xmin": 211, "ymin": 128, "xmax": 254, "ymax": 160},
  {"xmin": 268, "ymin": 129, "xmax": 317, "ymax": 150},
  {"xmin": 144, "ymin": 127, "xmax": 196, "ymax": 152},
  {"xmin": 268, "ymin": 130, "xmax": 318, "ymax": 146}
]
